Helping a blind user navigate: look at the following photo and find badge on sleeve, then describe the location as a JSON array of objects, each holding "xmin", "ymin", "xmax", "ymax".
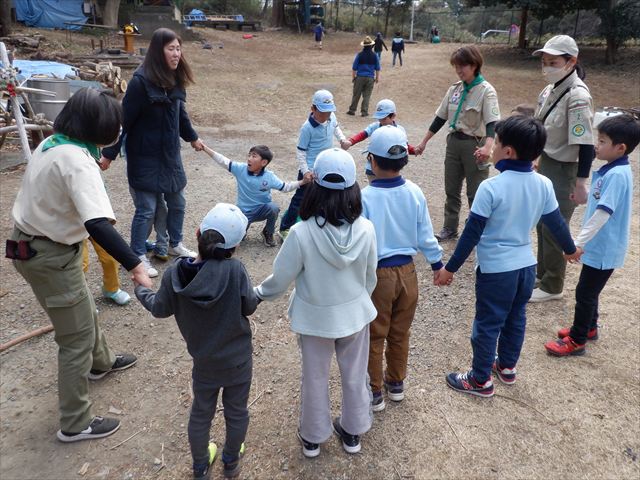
[{"xmin": 572, "ymin": 124, "xmax": 585, "ymax": 137}]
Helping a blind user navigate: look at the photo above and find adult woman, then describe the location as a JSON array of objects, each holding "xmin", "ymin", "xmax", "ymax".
[
  {"xmin": 347, "ymin": 36, "xmax": 380, "ymax": 117},
  {"xmin": 530, "ymin": 35, "xmax": 594, "ymax": 302},
  {"xmin": 101, "ymin": 28, "xmax": 204, "ymax": 276},
  {"xmin": 373, "ymin": 32, "xmax": 387, "ymax": 61},
  {"xmin": 10, "ymin": 88, "xmax": 151, "ymax": 442},
  {"xmin": 415, "ymin": 45, "xmax": 500, "ymax": 241}
]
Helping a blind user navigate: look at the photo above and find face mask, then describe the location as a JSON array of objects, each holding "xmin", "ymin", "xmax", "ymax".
[{"xmin": 542, "ymin": 65, "xmax": 569, "ymax": 84}]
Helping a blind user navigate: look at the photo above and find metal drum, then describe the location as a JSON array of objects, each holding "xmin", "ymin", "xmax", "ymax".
[
  {"xmin": 27, "ymin": 78, "xmax": 71, "ymax": 122},
  {"xmin": 594, "ymin": 107, "xmax": 623, "ymax": 128}
]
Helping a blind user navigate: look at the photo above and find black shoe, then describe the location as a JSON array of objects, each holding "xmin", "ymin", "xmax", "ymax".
[
  {"xmin": 297, "ymin": 430, "xmax": 320, "ymax": 458},
  {"xmin": 361, "ymin": 113, "xmax": 368, "ymax": 117},
  {"xmin": 262, "ymin": 228, "xmax": 277, "ymax": 247},
  {"xmin": 435, "ymin": 227, "xmax": 458, "ymax": 242},
  {"xmin": 89, "ymin": 353, "xmax": 137, "ymax": 380},
  {"xmin": 222, "ymin": 443, "xmax": 245, "ymax": 478},
  {"xmin": 332, "ymin": 417, "xmax": 361, "ymax": 454},
  {"xmin": 57, "ymin": 416, "xmax": 120, "ymax": 442},
  {"xmin": 346, "ymin": 111, "xmax": 356, "ymax": 116}
]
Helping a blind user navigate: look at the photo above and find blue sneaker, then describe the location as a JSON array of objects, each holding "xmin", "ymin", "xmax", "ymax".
[
  {"xmin": 384, "ymin": 380, "xmax": 404, "ymax": 402},
  {"xmin": 371, "ymin": 390, "xmax": 386, "ymax": 412},
  {"xmin": 446, "ymin": 370, "xmax": 494, "ymax": 398},
  {"xmin": 193, "ymin": 442, "xmax": 217, "ymax": 480}
]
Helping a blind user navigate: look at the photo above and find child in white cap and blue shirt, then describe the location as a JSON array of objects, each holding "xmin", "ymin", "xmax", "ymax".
[
  {"xmin": 256, "ymin": 148, "xmax": 378, "ymax": 458},
  {"xmin": 135, "ymin": 203, "xmax": 259, "ymax": 479}
]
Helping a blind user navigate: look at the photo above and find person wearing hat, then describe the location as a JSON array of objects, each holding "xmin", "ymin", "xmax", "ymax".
[
  {"xmin": 135, "ymin": 203, "xmax": 259, "ymax": 479},
  {"xmin": 361, "ymin": 125, "xmax": 443, "ymax": 411},
  {"xmin": 279, "ymin": 89, "xmax": 348, "ymax": 238},
  {"xmin": 529, "ymin": 34, "xmax": 595, "ymax": 303},
  {"xmin": 347, "ymin": 36, "xmax": 381, "ymax": 117},
  {"xmin": 256, "ymin": 149, "xmax": 378, "ymax": 458}
]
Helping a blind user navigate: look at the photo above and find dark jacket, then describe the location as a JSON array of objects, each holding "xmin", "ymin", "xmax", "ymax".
[
  {"xmin": 102, "ymin": 67, "xmax": 198, "ymax": 193},
  {"xmin": 374, "ymin": 36, "xmax": 387, "ymax": 53},
  {"xmin": 135, "ymin": 257, "xmax": 259, "ymax": 372},
  {"xmin": 392, "ymin": 37, "xmax": 405, "ymax": 53}
]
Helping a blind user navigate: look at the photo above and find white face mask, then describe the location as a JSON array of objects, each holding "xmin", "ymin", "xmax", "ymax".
[{"xmin": 542, "ymin": 65, "xmax": 569, "ymax": 84}]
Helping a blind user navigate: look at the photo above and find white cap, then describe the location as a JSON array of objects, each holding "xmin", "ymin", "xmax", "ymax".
[
  {"xmin": 373, "ymin": 99, "xmax": 397, "ymax": 119},
  {"xmin": 533, "ymin": 35, "xmax": 579, "ymax": 57},
  {"xmin": 367, "ymin": 125, "xmax": 409, "ymax": 160},
  {"xmin": 312, "ymin": 89, "xmax": 336, "ymax": 112},
  {"xmin": 313, "ymin": 148, "xmax": 356, "ymax": 190},
  {"xmin": 199, "ymin": 203, "xmax": 248, "ymax": 249}
]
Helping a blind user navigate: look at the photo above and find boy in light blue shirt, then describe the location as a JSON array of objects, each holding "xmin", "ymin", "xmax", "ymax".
[
  {"xmin": 361, "ymin": 126, "xmax": 443, "ymax": 411},
  {"xmin": 438, "ymin": 116, "xmax": 580, "ymax": 397},
  {"xmin": 545, "ymin": 114, "xmax": 639, "ymax": 356},
  {"xmin": 279, "ymin": 90, "xmax": 348, "ymax": 238},
  {"xmin": 204, "ymin": 145, "xmax": 308, "ymax": 247}
]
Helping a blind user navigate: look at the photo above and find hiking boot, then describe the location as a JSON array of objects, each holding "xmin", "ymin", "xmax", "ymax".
[
  {"xmin": 262, "ymin": 228, "xmax": 277, "ymax": 247},
  {"xmin": 169, "ymin": 242, "xmax": 196, "ymax": 258},
  {"xmin": 222, "ymin": 443, "xmax": 245, "ymax": 478},
  {"xmin": 371, "ymin": 390, "xmax": 386, "ymax": 412},
  {"xmin": 445, "ymin": 370, "xmax": 494, "ymax": 398},
  {"xmin": 544, "ymin": 336, "xmax": 586, "ymax": 357},
  {"xmin": 297, "ymin": 431, "xmax": 320, "ymax": 458},
  {"xmin": 193, "ymin": 442, "xmax": 217, "ymax": 480},
  {"xmin": 89, "ymin": 353, "xmax": 138, "ymax": 380},
  {"xmin": 557, "ymin": 326, "xmax": 598, "ymax": 341},
  {"xmin": 102, "ymin": 288, "xmax": 131, "ymax": 306},
  {"xmin": 57, "ymin": 416, "xmax": 120, "ymax": 443},
  {"xmin": 492, "ymin": 358, "xmax": 516, "ymax": 385},
  {"xmin": 139, "ymin": 255, "xmax": 158, "ymax": 278},
  {"xmin": 332, "ymin": 417, "xmax": 361, "ymax": 454},
  {"xmin": 435, "ymin": 227, "xmax": 458, "ymax": 242},
  {"xmin": 384, "ymin": 380, "xmax": 404, "ymax": 402},
  {"xmin": 529, "ymin": 288, "xmax": 563, "ymax": 303}
]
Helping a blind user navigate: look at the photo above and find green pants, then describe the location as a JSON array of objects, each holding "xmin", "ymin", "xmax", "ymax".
[
  {"xmin": 443, "ymin": 134, "xmax": 489, "ymax": 232},
  {"xmin": 348, "ymin": 76, "xmax": 375, "ymax": 116},
  {"xmin": 12, "ymin": 228, "xmax": 115, "ymax": 433},
  {"xmin": 535, "ymin": 153, "xmax": 578, "ymax": 294}
]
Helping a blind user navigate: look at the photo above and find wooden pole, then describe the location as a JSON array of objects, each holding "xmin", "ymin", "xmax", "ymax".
[
  {"xmin": 1, "ymin": 41, "xmax": 32, "ymax": 162},
  {"xmin": 0, "ymin": 325, "xmax": 54, "ymax": 353}
]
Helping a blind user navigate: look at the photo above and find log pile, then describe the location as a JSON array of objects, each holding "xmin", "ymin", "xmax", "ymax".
[
  {"xmin": 0, "ymin": 33, "xmax": 44, "ymax": 51},
  {"xmin": 76, "ymin": 61, "xmax": 128, "ymax": 95}
]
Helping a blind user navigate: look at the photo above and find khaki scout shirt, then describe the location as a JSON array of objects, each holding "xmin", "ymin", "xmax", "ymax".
[
  {"xmin": 435, "ymin": 80, "xmax": 501, "ymax": 137},
  {"xmin": 535, "ymin": 70, "xmax": 594, "ymax": 163},
  {"xmin": 12, "ymin": 142, "xmax": 115, "ymax": 245}
]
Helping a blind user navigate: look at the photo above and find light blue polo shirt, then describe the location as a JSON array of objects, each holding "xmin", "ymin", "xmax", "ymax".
[
  {"xmin": 363, "ymin": 121, "xmax": 407, "ymax": 174},
  {"xmin": 229, "ymin": 162, "xmax": 286, "ymax": 212},
  {"xmin": 298, "ymin": 113, "xmax": 339, "ymax": 170},
  {"xmin": 471, "ymin": 161, "xmax": 558, "ymax": 273},
  {"xmin": 581, "ymin": 156, "xmax": 632, "ymax": 270}
]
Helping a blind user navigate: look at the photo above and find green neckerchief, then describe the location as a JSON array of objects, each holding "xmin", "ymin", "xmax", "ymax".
[
  {"xmin": 449, "ymin": 74, "xmax": 485, "ymax": 130},
  {"xmin": 42, "ymin": 133, "xmax": 100, "ymax": 161}
]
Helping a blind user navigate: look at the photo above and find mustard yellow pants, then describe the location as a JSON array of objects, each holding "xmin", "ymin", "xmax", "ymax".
[{"xmin": 82, "ymin": 238, "xmax": 120, "ymax": 293}]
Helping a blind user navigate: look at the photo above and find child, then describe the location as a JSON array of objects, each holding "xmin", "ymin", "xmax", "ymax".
[
  {"xmin": 314, "ymin": 22, "xmax": 325, "ymax": 49},
  {"xmin": 437, "ymin": 116, "xmax": 580, "ymax": 397},
  {"xmin": 256, "ymin": 148, "xmax": 378, "ymax": 457},
  {"xmin": 391, "ymin": 32, "xmax": 405, "ymax": 67},
  {"xmin": 279, "ymin": 89, "xmax": 348, "ymax": 239},
  {"xmin": 83, "ymin": 238, "xmax": 131, "ymax": 305},
  {"xmin": 361, "ymin": 126, "xmax": 443, "ymax": 411},
  {"xmin": 342, "ymin": 99, "xmax": 416, "ymax": 179},
  {"xmin": 135, "ymin": 204, "xmax": 258, "ymax": 479},
  {"xmin": 204, "ymin": 144, "xmax": 309, "ymax": 247},
  {"xmin": 544, "ymin": 114, "xmax": 639, "ymax": 356}
]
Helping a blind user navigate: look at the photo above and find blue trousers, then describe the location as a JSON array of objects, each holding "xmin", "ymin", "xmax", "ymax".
[
  {"xmin": 280, "ymin": 171, "xmax": 306, "ymax": 232},
  {"xmin": 471, "ymin": 265, "xmax": 535, "ymax": 382},
  {"xmin": 131, "ymin": 189, "xmax": 185, "ymax": 256},
  {"xmin": 243, "ymin": 202, "xmax": 280, "ymax": 234}
]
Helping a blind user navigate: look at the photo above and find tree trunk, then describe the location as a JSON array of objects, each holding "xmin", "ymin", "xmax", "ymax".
[
  {"xmin": 261, "ymin": 0, "xmax": 270, "ymax": 19},
  {"xmin": 0, "ymin": 0, "xmax": 12, "ymax": 37},
  {"xmin": 271, "ymin": 0, "xmax": 284, "ymax": 27},
  {"xmin": 101, "ymin": 0, "xmax": 120, "ymax": 28},
  {"xmin": 518, "ymin": 5, "xmax": 528, "ymax": 49},
  {"xmin": 605, "ymin": 35, "xmax": 616, "ymax": 64},
  {"xmin": 384, "ymin": 0, "xmax": 392, "ymax": 37},
  {"xmin": 335, "ymin": 0, "xmax": 340, "ymax": 30}
]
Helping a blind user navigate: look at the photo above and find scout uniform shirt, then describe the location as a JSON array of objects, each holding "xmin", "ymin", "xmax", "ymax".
[
  {"xmin": 435, "ymin": 79, "xmax": 501, "ymax": 138},
  {"xmin": 535, "ymin": 70, "xmax": 594, "ymax": 163}
]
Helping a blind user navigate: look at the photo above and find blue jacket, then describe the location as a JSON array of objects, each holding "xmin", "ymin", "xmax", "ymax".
[{"xmin": 102, "ymin": 67, "xmax": 198, "ymax": 193}]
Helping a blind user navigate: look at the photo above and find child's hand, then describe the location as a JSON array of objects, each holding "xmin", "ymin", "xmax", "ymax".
[
  {"xmin": 435, "ymin": 268, "xmax": 454, "ymax": 286},
  {"xmin": 303, "ymin": 171, "xmax": 314, "ymax": 183},
  {"xmin": 474, "ymin": 145, "xmax": 491, "ymax": 163},
  {"xmin": 131, "ymin": 263, "xmax": 152, "ymax": 288},
  {"xmin": 414, "ymin": 143, "xmax": 426, "ymax": 156},
  {"xmin": 340, "ymin": 139, "xmax": 352, "ymax": 150},
  {"xmin": 564, "ymin": 247, "xmax": 583, "ymax": 264},
  {"xmin": 191, "ymin": 138, "xmax": 205, "ymax": 151}
]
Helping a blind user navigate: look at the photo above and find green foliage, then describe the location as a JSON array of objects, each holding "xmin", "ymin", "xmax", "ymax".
[{"xmin": 597, "ymin": 0, "xmax": 640, "ymax": 49}]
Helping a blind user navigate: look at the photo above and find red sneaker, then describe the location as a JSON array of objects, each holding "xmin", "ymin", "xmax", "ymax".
[
  {"xmin": 544, "ymin": 336, "xmax": 586, "ymax": 356},
  {"xmin": 557, "ymin": 326, "xmax": 598, "ymax": 341}
]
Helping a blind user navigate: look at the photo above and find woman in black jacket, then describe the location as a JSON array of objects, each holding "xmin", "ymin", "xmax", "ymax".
[{"xmin": 101, "ymin": 28, "xmax": 204, "ymax": 276}]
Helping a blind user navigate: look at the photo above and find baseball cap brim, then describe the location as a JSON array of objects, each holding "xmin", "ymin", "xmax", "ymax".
[
  {"xmin": 373, "ymin": 110, "xmax": 393, "ymax": 119},
  {"xmin": 315, "ymin": 103, "xmax": 336, "ymax": 112},
  {"xmin": 533, "ymin": 47, "xmax": 568, "ymax": 56}
]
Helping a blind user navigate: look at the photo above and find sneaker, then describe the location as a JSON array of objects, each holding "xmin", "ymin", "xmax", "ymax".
[
  {"xmin": 262, "ymin": 228, "xmax": 277, "ymax": 247},
  {"xmin": 332, "ymin": 417, "xmax": 361, "ymax": 454},
  {"xmin": 168, "ymin": 242, "xmax": 196, "ymax": 258},
  {"xmin": 492, "ymin": 358, "xmax": 516, "ymax": 385},
  {"xmin": 222, "ymin": 443, "xmax": 245, "ymax": 478},
  {"xmin": 57, "ymin": 416, "xmax": 120, "ymax": 443},
  {"xmin": 297, "ymin": 431, "xmax": 320, "ymax": 458},
  {"xmin": 557, "ymin": 326, "xmax": 598, "ymax": 341},
  {"xmin": 152, "ymin": 251, "xmax": 169, "ymax": 261},
  {"xmin": 88, "ymin": 353, "xmax": 138, "ymax": 380},
  {"xmin": 346, "ymin": 111, "xmax": 356, "ymax": 116},
  {"xmin": 138, "ymin": 255, "xmax": 158, "ymax": 278},
  {"xmin": 145, "ymin": 240, "xmax": 156, "ymax": 252},
  {"xmin": 384, "ymin": 380, "xmax": 404, "ymax": 402},
  {"xmin": 278, "ymin": 229, "xmax": 289, "ymax": 241},
  {"xmin": 435, "ymin": 227, "xmax": 458, "ymax": 242},
  {"xmin": 529, "ymin": 288, "xmax": 563, "ymax": 303},
  {"xmin": 371, "ymin": 390, "xmax": 386, "ymax": 412},
  {"xmin": 193, "ymin": 442, "xmax": 217, "ymax": 480},
  {"xmin": 102, "ymin": 288, "xmax": 131, "ymax": 306},
  {"xmin": 445, "ymin": 370, "xmax": 494, "ymax": 398},
  {"xmin": 544, "ymin": 336, "xmax": 586, "ymax": 357}
]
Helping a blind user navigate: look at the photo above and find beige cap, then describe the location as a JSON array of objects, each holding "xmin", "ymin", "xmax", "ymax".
[
  {"xmin": 533, "ymin": 35, "xmax": 579, "ymax": 57},
  {"xmin": 361, "ymin": 35, "xmax": 375, "ymax": 47}
]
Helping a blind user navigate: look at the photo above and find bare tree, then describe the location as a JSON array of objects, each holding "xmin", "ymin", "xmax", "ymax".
[
  {"xmin": 0, "ymin": 0, "xmax": 12, "ymax": 36},
  {"xmin": 272, "ymin": 0, "xmax": 284, "ymax": 27},
  {"xmin": 99, "ymin": 0, "xmax": 120, "ymax": 28}
]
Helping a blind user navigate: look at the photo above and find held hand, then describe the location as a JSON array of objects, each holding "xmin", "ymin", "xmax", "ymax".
[
  {"xmin": 437, "ymin": 268, "xmax": 454, "ymax": 286},
  {"xmin": 564, "ymin": 247, "xmax": 584, "ymax": 264},
  {"xmin": 191, "ymin": 138, "xmax": 205, "ymax": 152},
  {"xmin": 570, "ymin": 181, "xmax": 589, "ymax": 205},
  {"xmin": 474, "ymin": 145, "xmax": 491, "ymax": 163},
  {"xmin": 99, "ymin": 157, "xmax": 112, "ymax": 171},
  {"xmin": 300, "ymin": 174, "xmax": 312, "ymax": 185},
  {"xmin": 532, "ymin": 159, "xmax": 539, "ymax": 172},
  {"xmin": 415, "ymin": 141, "xmax": 427, "ymax": 156},
  {"xmin": 303, "ymin": 171, "xmax": 314, "ymax": 183},
  {"xmin": 340, "ymin": 139, "xmax": 352, "ymax": 150},
  {"xmin": 131, "ymin": 263, "xmax": 152, "ymax": 288}
]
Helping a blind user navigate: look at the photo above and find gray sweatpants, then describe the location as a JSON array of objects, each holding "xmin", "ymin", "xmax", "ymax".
[{"xmin": 298, "ymin": 326, "xmax": 373, "ymax": 444}]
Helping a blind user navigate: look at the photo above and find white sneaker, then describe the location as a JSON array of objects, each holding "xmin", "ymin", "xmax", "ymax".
[
  {"xmin": 529, "ymin": 288, "xmax": 563, "ymax": 303},
  {"xmin": 103, "ymin": 288, "xmax": 131, "ymax": 306},
  {"xmin": 138, "ymin": 255, "xmax": 158, "ymax": 278},
  {"xmin": 168, "ymin": 242, "xmax": 196, "ymax": 258}
]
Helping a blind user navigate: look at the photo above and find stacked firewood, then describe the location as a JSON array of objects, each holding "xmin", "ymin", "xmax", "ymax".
[{"xmin": 77, "ymin": 61, "xmax": 128, "ymax": 95}]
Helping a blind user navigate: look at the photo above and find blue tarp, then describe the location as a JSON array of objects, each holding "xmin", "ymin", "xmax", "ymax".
[
  {"xmin": 11, "ymin": 60, "xmax": 78, "ymax": 81},
  {"xmin": 13, "ymin": 0, "xmax": 87, "ymax": 30}
]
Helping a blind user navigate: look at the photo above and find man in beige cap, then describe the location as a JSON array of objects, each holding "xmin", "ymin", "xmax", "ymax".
[{"xmin": 347, "ymin": 36, "xmax": 381, "ymax": 117}]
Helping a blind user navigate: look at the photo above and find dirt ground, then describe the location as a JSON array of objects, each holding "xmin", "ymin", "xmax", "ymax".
[{"xmin": 1, "ymin": 28, "xmax": 639, "ymax": 480}]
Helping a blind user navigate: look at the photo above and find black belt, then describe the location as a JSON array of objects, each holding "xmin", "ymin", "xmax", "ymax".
[{"xmin": 451, "ymin": 131, "xmax": 481, "ymax": 141}]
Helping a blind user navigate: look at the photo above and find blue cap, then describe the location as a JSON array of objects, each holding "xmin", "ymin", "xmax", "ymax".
[
  {"xmin": 313, "ymin": 148, "xmax": 356, "ymax": 190},
  {"xmin": 373, "ymin": 99, "xmax": 397, "ymax": 119},
  {"xmin": 200, "ymin": 203, "xmax": 248, "ymax": 249},
  {"xmin": 312, "ymin": 89, "xmax": 336, "ymax": 112},
  {"xmin": 367, "ymin": 125, "xmax": 408, "ymax": 160}
]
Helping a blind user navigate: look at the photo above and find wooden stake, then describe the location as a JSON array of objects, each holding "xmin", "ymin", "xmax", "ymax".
[
  {"xmin": 1, "ymin": 42, "xmax": 32, "ymax": 162},
  {"xmin": 0, "ymin": 325, "xmax": 54, "ymax": 352}
]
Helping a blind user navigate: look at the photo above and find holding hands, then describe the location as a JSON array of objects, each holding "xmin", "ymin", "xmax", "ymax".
[
  {"xmin": 434, "ymin": 267, "xmax": 454, "ymax": 286},
  {"xmin": 564, "ymin": 246, "xmax": 584, "ymax": 264},
  {"xmin": 474, "ymin": 144, "xmax": 491, "ymax": 163},
  {"xmin": 302, "ymin": 171, "xmax": 314, "ymax": 184},
  {"xmin": 340, "ymin": 139, "xmax": 352, "ymax": 150},
  {"xmin": 191, "ymin": 138, "xmax": 205, "ymax": 151}
]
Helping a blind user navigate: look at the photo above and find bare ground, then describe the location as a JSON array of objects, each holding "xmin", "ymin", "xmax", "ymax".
[{"xmin": 1, "ymin": 28, "xmax": 639, "ymax": 480}]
